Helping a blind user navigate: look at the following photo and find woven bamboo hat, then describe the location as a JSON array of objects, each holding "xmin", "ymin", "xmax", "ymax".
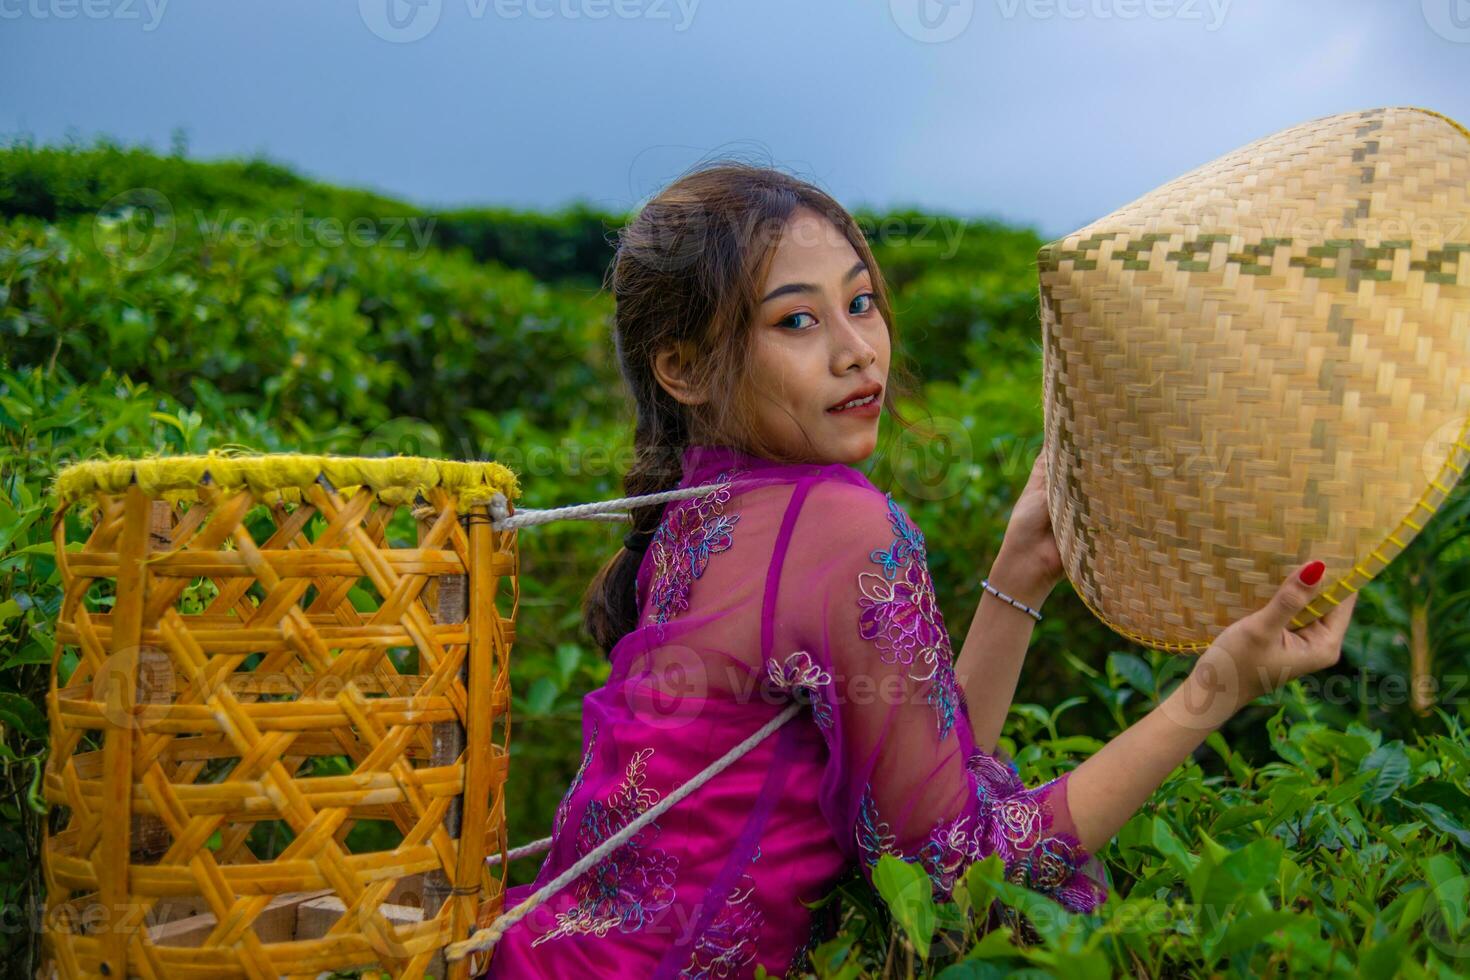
[{"xmin": 1038, "ymin": 105, "xmax": 1470, "ymax": 653}]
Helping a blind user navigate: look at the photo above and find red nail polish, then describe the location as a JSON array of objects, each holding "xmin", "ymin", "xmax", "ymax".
[{"xmin": 1299, "ymin": 560, "xmax": 1326, "ymax": 586}]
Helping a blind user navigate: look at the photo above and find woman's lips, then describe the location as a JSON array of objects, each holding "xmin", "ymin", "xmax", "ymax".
[{"xmin": 827, "ymin": 395, "xmax": 881, "ymax": 418}]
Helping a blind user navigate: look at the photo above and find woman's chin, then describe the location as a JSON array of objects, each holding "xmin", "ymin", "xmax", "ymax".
[{"xmin": 826, "ymin": 429, "xmax": 878, "ymax": 465}]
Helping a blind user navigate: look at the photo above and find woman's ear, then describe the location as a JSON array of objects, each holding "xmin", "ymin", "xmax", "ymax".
[{"xmin": 652, "ymin": 342, "xmax": 708, "ymax": 406}]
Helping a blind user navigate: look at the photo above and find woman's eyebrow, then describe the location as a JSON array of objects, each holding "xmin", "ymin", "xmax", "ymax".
[{"xmin": 761, "ymin": 260, "xmax": 869, "ymax": 304}]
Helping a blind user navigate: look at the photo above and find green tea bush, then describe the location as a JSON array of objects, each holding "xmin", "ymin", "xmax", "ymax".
[{"xmin": 780, "ymin": 696, "xmax": 1470, "ymax": 978}]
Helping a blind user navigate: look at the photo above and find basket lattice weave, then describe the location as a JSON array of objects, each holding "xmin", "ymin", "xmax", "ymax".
[
  {"xmin": 41, "ymin": 452, "xmax": 522, "ymax": 979},
  {"xmin": 1039, "ymin": 105, "xmax": 1470, "ymax": 652}
]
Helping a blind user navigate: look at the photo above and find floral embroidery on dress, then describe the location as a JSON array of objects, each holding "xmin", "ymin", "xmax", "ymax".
[
  {"xmin": 766, "ymin": 650, "xmax": 834, "ymax": 732},
  {"xmin": 647, "ymin": 467, "xmax": 744, "ymax": 639},
  {"xmin": 965, "ymin": 751, "xmax": 1098, "ymax": 909},
  {"xmin": 856, "ymin": 785, "xmax": 979, "ymax": 902},
  {"xmin": 680, "ymin": 844, "xmax": 764, "ymax": 979},
  {"xmin": 551, "ymin": 722, "xmax": 599, "ymax": 839},
  {"xmin": 854, "ymin": 757, "xmax": 1097, "ymax": 909},
  {"xmin": 855, "ymin": 495, "xmax": 965, "ymax": 739},
  {"xmin": 916, "ymin": 812, "xmax": 985, "ymax": 899},
  {"xmin": 868, "ymin": 495, "xmax": 926, "ymax": 579},
  {"xmin": 855, "ymin": 787, "xmax": 900, "ymax": 868},
  {"xmin": 926, "ymin": 672, "xmax": 964, "ymax": 742},
  {"xmin": 967, "ymin": 745, "xmax": 1021, "ymax": 791},
  {"xmin": 533, "ymin": 747, "xmax": 680, "ymax": 945}
]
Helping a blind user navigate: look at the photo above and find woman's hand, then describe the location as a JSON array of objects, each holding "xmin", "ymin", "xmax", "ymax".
[
  {"xmin": 1174, "ymin": 561, "xmax": 1359, "ymax": 728},
  {"xmin": 1069, "ymin": 560, "xmax": 1359, "ymax": 853},
  {"xmin": 993, "ymin": 451, "xmax": 1065, "ymax": 601}
]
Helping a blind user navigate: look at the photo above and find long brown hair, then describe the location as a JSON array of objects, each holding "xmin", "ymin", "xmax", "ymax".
[{"xmin": 582, "ymin": 159, "xmax": 921, "ymax": 655}]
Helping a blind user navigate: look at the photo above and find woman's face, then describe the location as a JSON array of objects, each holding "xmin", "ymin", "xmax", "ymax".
[{"xmin": 741, "ymin": 206, "xmax": 890, "ymax": 465}]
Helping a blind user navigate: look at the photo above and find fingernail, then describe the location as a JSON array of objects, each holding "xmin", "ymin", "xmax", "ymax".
[{"xmin": 1298, "ymin": 560, "xmax": 1326, "ymax": 586}]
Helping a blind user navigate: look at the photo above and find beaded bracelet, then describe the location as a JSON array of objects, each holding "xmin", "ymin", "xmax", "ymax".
[{"xmin": 980, "ymin": 578, "xmax": 1043, "ymax": 623}]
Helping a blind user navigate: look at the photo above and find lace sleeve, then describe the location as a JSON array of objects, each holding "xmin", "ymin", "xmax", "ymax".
[{"xmin": 775, "ymin": 480, "xmax": 1108, "ymax": 913}]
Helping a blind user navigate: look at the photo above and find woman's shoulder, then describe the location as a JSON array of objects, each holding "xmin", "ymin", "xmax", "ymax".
[
  {"xmin": 797, "ymin": 471, "xmax": 921, "ymax": 550},
  {"xmin": 775, "ymin": 470, "xmax": 951, "ymax": 705},
  {"xmin": 771, "ymin": 472, "xmax": 932, "ymax": 603}
]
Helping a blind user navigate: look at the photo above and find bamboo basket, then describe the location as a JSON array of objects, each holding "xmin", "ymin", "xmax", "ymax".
[{"xmin": 40, "ymin": 451, "xmax": 522, "ymax": 980}]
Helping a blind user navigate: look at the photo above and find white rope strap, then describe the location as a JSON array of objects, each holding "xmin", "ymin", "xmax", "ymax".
[
  {"xmin": 484, "ymin": 836, "xmax": 554, "ymax": 867},
  {"xmin": 486, "ymin": 480, "xmax": 732, "ymax": 530},
  {"xmin": 447, "ymin": 699, "xmax": 804, "ymax": 962},
  {"xmin": 446, "ymin": 472, "xmax": 780, "ymax": 960}
]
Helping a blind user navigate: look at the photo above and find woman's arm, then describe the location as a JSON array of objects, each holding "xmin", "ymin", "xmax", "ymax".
[
  {"xmin": 952, "ymin": 453, "xmax": 1063, "ymax": 752},
  {"xmin": 1066, "ymin": 562, "xmax": 1357, "ymax": 853},
  {"xmin": 953, "ymin": 547, "xmax": 1055, "ymax": 753},
  {"xmin": 1063, "ymin": 667, "xmax": 1226, "ymax": 853}
]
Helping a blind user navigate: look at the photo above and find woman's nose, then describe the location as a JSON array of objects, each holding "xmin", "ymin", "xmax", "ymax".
[{"xmin": 833, "ymin": 317, "xmax": 878, "ymax": 368}]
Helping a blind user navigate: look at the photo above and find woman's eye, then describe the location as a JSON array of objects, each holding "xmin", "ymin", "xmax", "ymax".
[
  {"xmin": 851, "ymin": 292, "xmax": 875, "ymax": 315},
  {"xmin": 778, "ymin": 311, "xmax": 816, "ymax": 331}
]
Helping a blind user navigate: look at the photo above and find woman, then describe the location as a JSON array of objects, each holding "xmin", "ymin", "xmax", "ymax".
[{"xmin": 480, "ymin": 163, "xmax": 1355, "ymax": 978}]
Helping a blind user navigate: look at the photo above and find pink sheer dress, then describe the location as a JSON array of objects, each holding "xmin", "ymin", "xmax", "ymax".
[{"xmin": 481, "ymin": 443, "xmax": 1109, "ymax": 979}]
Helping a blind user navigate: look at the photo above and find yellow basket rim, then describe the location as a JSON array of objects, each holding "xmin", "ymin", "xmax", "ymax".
[{"xmin": 48, "ymin": 449, "xmax": 522, "ymax": 510}]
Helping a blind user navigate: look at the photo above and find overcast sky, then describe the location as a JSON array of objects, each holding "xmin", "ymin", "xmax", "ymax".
[{"xmin": 3, "ymin": 0, "xmax": 1467, "ymax": 238}]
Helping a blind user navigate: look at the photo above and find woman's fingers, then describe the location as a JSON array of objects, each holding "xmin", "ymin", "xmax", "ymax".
[
  {"xmin": 1197, "ymin": 567, "xmax": 1359, "ymax": 709},
  {"xmin": 1287, "ymin": 590, "xmax": 1355, "ymax": 672},
  {"xmin": 1318, "ymin": 590, "xmax": 1358, "ymax": 636},
  {"xmin": 1026, "ymin": 452, "xmax": 1046, "ymax": 491},
  {"xmin": 1253, "ymin": 560, "xmax": 1329, "ymax": 637},
  {"xmin": 1312, "ymin": 590, "xmax": 1357, "ymax": 663}
]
